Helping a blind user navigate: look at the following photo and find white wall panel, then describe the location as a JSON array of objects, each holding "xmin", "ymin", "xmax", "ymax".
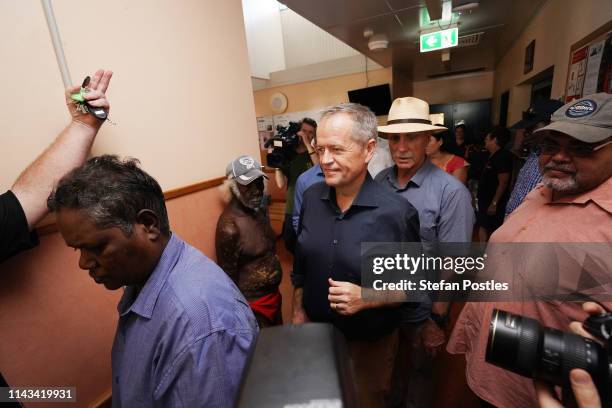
[{"xmin": 281, "ymin": 8, "xmax": 359, "ymax": 68}]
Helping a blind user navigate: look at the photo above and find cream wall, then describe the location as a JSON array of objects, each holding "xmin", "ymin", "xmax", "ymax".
[
  {"xmin": 253, "ymin": 67, "xmax": 392, "ymax": 116},
  {"xmin": 253, "ymin": 68, "xmax": 492, "ymax": 120},
  {"xmin": 413, "ymin": 71, "xmax": 495, "ymax": 104},
  {"xmin": 493, "ymin": 0, "xmax": 612, "ymax": 125},
  {"xmin": 0, "ymin": 0, "xmax": 259, "ymax": 191}
]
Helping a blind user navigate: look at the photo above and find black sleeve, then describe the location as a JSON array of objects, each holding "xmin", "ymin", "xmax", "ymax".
[{"xmin": 0, "ymin": 191, "xmax": 39, "ymax": 263}]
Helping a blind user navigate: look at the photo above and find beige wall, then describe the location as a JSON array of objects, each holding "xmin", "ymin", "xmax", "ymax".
[
  {"xmin": 253, "ymin": 67, "xmax": 492, "ymax": 120},
  {"xmin": 0, "ymin": 0, "xmax": 259, "ymax": 192},
  {"xmin": 493, "ymin": 0, "xmax": 612, "ymax": 125},
  {"xmin": 413, "ymin": 71, "xmax": 494, "ymax": 105},
  {"xmin": 253, "ymin": 68, "xmax": 392, "ymax": 116}
]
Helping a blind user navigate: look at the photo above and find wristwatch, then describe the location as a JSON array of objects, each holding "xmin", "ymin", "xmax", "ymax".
[{"xmin": 430, "ymin": 312, "xmax": 449, "ymax": 328}]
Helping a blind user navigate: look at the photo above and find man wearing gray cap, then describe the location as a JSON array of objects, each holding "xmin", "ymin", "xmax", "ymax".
[
  {"xmin": 447, "ymin": 93, "xmax": 612, "ymax": 408},
  {"xmin": 216, "ymin": 155, "xmax": 283, "ymax": 327}
]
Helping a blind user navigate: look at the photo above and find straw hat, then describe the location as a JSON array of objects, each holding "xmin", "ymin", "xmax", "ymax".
[{"xmin": 378, "ymin": 97, "xmax": 447, "ymax": 136}]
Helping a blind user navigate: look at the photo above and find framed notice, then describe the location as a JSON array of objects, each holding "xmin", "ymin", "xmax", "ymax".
[
  {"xmin": 524, "ymin": 40, "xmax": 535, "ymax": 74},
  {"xmin": 564, "ymin": 21, "xmax": 612, "ymax": 102}
]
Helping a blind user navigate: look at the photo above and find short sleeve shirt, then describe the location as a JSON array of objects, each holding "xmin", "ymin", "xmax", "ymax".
[
  {"xmin": 0, "ymin": 191, "xmax": 38, "ymax": 263},
  {"xmin": 477, "ymin": 149, "xmax": 513, "ymax": 208}
]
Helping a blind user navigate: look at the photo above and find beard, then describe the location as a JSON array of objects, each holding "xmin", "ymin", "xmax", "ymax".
[
  {"xmin": 230, "ymin": 182, "xmax": 263, "ymax": 211},
  {"xmin": 541, "ymin": 162, "xmax": 579, "ymax": 193}
]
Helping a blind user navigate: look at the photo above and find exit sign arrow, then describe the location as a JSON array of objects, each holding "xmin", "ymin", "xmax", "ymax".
[{"xmin": 420, "ymin": 27, "xmax": 458, "ymax": 52}]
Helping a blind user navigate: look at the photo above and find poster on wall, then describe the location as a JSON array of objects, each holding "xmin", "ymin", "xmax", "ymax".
[
  {"xmin": 565, "ymin": 24, "xmax": 612, "ymax": 102},
  {"xmin": 258, "ymin": 131, "xmax": 272, "ymax": 150},
  {"xmin": 566, "ymin": 46, "xmax": 588, "ymax": 102},
  {"xmin": 582, "ymin": 39, "xmax": 606, "ymax": 95},
  {"xmin": 256, "ymin": 116, "xmax": 274, "ymax": 132}
]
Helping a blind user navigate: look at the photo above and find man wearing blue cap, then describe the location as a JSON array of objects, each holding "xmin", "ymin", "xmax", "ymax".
[{"xmin": 448, "ymin": 93, "xmax": 612, "ymax": 408}]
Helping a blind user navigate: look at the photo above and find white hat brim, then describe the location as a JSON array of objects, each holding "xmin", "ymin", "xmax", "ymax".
[{"xmin": 377, "ymin": 123, "xmax": 447, "ymax": 137}]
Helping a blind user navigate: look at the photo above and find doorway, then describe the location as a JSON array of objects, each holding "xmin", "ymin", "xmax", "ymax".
[{"xmin": 430, "ymin": 99, "xmax": 492, "ymax": 144}]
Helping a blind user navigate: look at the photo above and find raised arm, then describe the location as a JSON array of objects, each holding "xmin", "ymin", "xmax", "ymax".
[{"xmin": 12, "ymin": 69, "xmax": 113, "ymax": 229}]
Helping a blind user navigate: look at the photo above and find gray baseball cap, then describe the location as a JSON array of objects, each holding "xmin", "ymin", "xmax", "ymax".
[
  {"xmin": 534, "ymin": 93, "xmax": 612, "ymax": 143},
  {"xmin": 226, "ymin": 155, "xmax": 268, "ymax": 185}
]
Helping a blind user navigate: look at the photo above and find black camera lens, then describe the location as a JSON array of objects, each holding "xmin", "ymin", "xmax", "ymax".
[{"xmin": 486, "ymin": 309, "xmax": 610, "ymax": 401}]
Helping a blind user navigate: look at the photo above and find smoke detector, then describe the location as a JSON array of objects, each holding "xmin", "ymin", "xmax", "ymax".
[{"xmin": 368, "ymin": 34, "xmax": 388, "ymax": 52}]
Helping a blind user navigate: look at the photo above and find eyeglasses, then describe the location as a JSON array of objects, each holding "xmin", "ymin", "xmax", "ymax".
[{"xmin": 535, "ymin": 139, "xmax": 612, "ymax": 158}]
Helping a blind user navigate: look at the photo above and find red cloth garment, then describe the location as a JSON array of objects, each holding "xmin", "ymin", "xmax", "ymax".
[
  {"xmin": 443, "ymin": 155, "xmax": 469, "ymax": 174},
  {"xmin": 249, "ymin": 290, "xmax": 282, "ymax": 322}
]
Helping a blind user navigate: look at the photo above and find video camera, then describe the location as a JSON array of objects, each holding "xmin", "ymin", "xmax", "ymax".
[
  {"xmin": 264, "ymin": 121, "xmax": 302, "ymax": 169},
  {"xmin": 486, "ymin": 308, "xmax": 612, "ymax": 406}
]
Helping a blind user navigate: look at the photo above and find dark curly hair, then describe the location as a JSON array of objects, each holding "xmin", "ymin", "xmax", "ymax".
[
  {"xmin": 430, "ymin": 131, "xmax": 455, "ymax": 154},
  {"xmin": 47, "ymin": 155, "xmax": 170, "ymax": 236}
]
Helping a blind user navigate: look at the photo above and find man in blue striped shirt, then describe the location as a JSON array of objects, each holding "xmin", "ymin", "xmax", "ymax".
[
  {"xmin": 505, "ymin": 99, "xmax": 563, "ymax": 217},
  {"xmin": 49, "ymin": 155, "xmax": 258, "ymax": 407}
]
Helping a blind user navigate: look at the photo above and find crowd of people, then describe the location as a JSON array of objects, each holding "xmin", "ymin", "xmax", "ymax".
[{"xmin": 1, "ymin": 68, "xmax": 610, "ymax": 407}]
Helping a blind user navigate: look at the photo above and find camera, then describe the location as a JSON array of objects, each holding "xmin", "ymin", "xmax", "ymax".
[
  {"xmin": 486, "ymin": 309, "xmax": 612, "ymax": 406},
  {"xmin": 264, "ymin": 121, "xmax": 302, "ymax": 169}
]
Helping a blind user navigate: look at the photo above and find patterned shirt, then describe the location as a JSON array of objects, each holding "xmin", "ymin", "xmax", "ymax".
[{"xmin": 505, "ymin": 152, "xmax": 542, "ymax": 217}]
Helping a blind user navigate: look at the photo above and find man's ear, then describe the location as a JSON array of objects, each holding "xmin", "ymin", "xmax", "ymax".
[
  {"xmin": 135, "ymin": 209, "xmax": 161, "ymax": 240},
  {"xmin": 365, "ymin": 138, "xmax": 377, "ymax": 163}
]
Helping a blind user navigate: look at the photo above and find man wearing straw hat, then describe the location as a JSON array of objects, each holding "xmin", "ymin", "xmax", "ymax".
[{"xmin": 375, "ymin": 97, "xmax": 474, "ymax": 407}]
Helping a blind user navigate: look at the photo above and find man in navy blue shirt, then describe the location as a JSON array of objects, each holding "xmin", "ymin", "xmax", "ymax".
[
  {"xmin": 48, "ymin": 155, "xmax": 258, "ymax": 407},
  {"xmin": 291, "ymin": 103, "xmax": 420, "ymax": 408}
]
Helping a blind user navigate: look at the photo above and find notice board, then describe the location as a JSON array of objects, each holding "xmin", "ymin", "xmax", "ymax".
[{"xmin": 565, "ymin": 21, "xmax": 612, "ymax": 102}]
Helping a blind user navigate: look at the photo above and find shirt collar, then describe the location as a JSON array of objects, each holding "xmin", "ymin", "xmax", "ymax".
[
  {"xmin": 117, "ymin": 233, "xmax": 182, "ymax": 319},
  {"xmin": 314, "ymin": 164, "xmax": 324, "ymax": 177},
  {"xmin": 320, "ymin": 172, "xmax": 379, "ymax": 208},
  {"xmin": 543, "ymin": 177, "xmax": 612, "ymax": 214},
  {"xmin": 385, "ymin": 159, "xmax": 435, "ymax": 190}
]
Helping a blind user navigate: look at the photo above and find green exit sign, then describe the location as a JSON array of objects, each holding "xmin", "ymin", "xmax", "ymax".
[{"xmin": 420, "ymin": 27, "xmax": 458, "ymax": 52}]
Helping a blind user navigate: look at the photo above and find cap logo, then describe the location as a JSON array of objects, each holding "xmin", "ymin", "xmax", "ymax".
[
  {"xmin": 566, "ymin": 99, "xmax": 597, "ymax": 118},
  {"xmin": 238, "ymin": 157, "xmax": 255, "ymax": 169}
]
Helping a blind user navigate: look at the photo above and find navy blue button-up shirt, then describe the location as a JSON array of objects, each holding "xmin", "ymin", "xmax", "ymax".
[
  {"xmin": 292, "ymin": 174, "xmax": 421, "ymax": 340},
  {"xmin": 111, "ymin": 233, "xmax": 258, "ymax": 407}
]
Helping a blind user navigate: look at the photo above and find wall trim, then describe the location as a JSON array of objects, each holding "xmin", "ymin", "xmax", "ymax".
[
  {"xmin": 88, "ymin": 388, "xmax": 112, "ymax": 408},
  {"xmin": 163, "ymin": 177, "xmax": 225, "ymax": 200},
  {"xmin": 35, "ymin": 176, "xmax": 226, "ymax": 236}
]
